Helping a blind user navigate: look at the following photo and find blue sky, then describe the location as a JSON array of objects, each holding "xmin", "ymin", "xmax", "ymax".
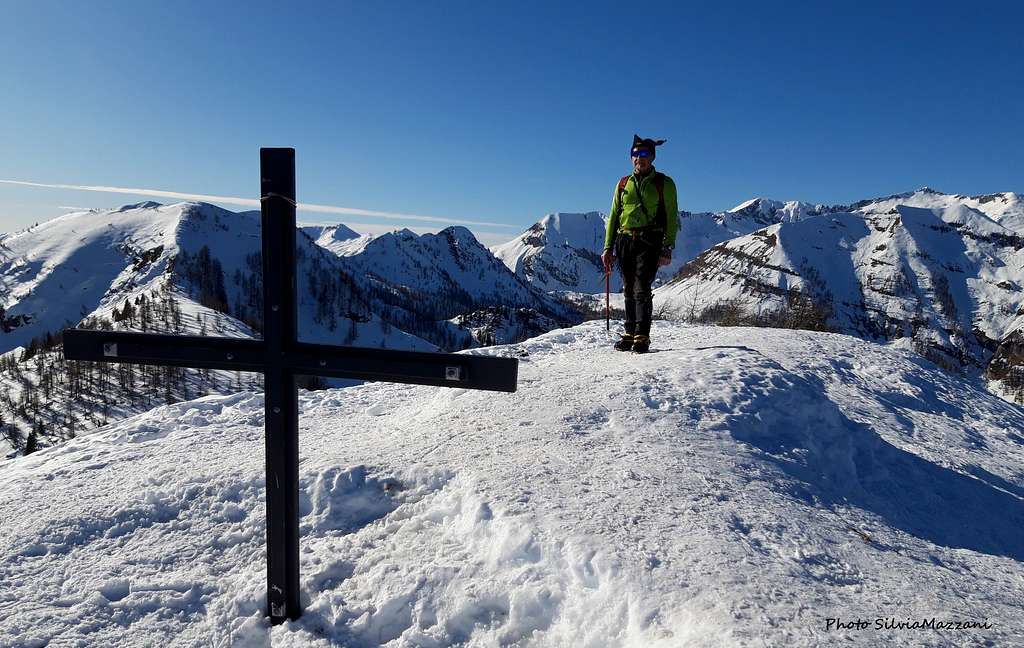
[{"xmin": 1, "ymin": 1, "xmax": 1021, "ymax": 245}]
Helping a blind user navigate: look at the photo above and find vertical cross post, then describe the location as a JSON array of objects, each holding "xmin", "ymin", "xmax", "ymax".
[{"xmin": 261, "ymin": 148, "xmax": 300, "ymax": 622}]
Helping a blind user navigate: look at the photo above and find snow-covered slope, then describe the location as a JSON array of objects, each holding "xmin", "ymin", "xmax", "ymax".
[
  {"xmin": 0, "ymin": 202, "xmax": 433, "ymax": 354},
  {"xmin": 300, "ymin": 223, "xmax": 361, "ymax": 254},
  {"xmin": 492, "ymin": 212, "xmax": 697, "ymax": 294},
  {"xmin": 491, "ymin": 212, "xmax": 609, "ymax": 293},
  {"xmin": 658, "ymin": 194, "xmax": 1024, "ymax": 396},
  {"xmin": 673, "ymin": 204, "xmax": 830, "ymax": 274},
  {"xmin": 848, "ymin": 187, "xmax": 1024, "ymax": 233},
  {"xmin": 329, "ymin": 226, "xmax": 574, "ymax": 322},
  {"xmin": 0, "ymin": 202, "xmax": 181, "ymax": 351},
  {"xmin": 0, "ymin": 203, "xmax": 437, "ymax": 456},
  {"xmin": 2, "ymin": 321, "xmax": 1022, "ymax": 646},
  {"xmin": 727, "ymin": 197, "xmax": 832, "ymax": 225},
  {"xmin": 493, "ymin": 205, "xmax": 835, "ymax": 295}
]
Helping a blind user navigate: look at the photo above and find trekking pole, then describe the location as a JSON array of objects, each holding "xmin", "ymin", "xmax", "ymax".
[{"xmin": 605, "ymin": 270, "xmax": 610, "ymax": 331}]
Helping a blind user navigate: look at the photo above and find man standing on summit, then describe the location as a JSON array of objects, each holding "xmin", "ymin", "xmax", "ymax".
[{"xmin": 601, "ymin": 135, "xmax": 679, "ymax": 353}]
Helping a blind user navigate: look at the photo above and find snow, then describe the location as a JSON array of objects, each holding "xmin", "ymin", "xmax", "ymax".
[
  {"xmin": 492, "ymin": 204, "xmax": 833, "ymax": 296},
  {"xmin": 334, "ymin": 225, "xmax": 565, "ymax": 319},
  {"xmin": 491, "ymin": 212, "xmax": 691, "ymax": 294},
  {"xmin": 657, "ymin": 202, "xmax": 1024, "ymax": 381},
  {"xmin": 301, "ymin": 223, "xmax": 361, "ymax": 246},
  {"xmin": 729, "ymin": 198, "xmax": 767, "ymax": 213},
  {"xmin": 2, "ymin": 321, "xmax": 1022, "ymax": 646},
  {"xmin": 491, "ymin": 212, "xmax": 612, "ymax": 294},
  {"xmin": 853, "ymin": 189, "xmax": 1024, "ymax": 234},
  {"xmin": 727, "ymin": 198, "xmax": 828, "ymax": 225},
  {"xmin": 0, "ymin": 202, "xmax": 182, "ymax": 350},
  {"xmin": 0, "ymin": 201, "xmax": 440, "ymax": 357},
  {"xmin": 0, "ymin": 202, "xmax": 449, "ymax": 455},
  {"xmin": 301, "ymin": 224, "xmax": 373, "ymax": 258}
]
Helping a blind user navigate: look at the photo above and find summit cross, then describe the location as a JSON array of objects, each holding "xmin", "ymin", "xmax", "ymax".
[{"xmin": 62, "ymin": 147, "xmax": 519, "ymax": 624}]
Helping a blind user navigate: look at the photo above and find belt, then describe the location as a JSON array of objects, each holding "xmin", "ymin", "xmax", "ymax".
[{"xmin": 618, "ymin": 227, "xmax": 663, "ymax": 236}]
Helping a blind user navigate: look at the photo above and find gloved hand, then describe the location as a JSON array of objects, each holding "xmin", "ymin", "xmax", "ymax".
[
  {"xmin": 601, "ymin": 249, "xmax": 615, "ymax": 273},
  {"xmin": 658, "ymin": 247, "xmax": 672, "ymax": 267}
]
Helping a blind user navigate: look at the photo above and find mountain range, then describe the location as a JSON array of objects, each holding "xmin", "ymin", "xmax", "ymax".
[
  {"xmin": 491, "ymin": 188, "xmax": 1024, "ymax": 402},
  {"xmin": 655, "ymin": 189, "xmax": 1024, "ymax": 394},
  {"xmin": 0, "ymin": 202, "xmax": 575, "ymax": 455},
  {"xmin": 2, "ymin": 187, "xmax": 1022, "ymax": 456}
]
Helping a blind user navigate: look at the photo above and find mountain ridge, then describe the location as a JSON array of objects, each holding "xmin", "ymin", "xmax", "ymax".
[
  {"xmin": 3, "ymin": 187, "xmax": 1023, "ymax": 456},
  {"xmin": 2, "ymin": 201, "xmax": 562, "ymax": 456},
  {"xmin": 490, "ymin": 188, "xmax": 1024, "ymax": 402}
]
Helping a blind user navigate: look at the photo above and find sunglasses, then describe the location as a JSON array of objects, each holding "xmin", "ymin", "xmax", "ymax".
[{"xmin": 631, "ymin": 149, "xmax": 652, "ymax": 158}]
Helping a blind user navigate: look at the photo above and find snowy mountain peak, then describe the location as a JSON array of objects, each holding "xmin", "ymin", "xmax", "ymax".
[
  {"xmin": 387, "ymin": 228, "xmax": 418, "ymax": 241},
  {"xmin": 659, "ymin": 197, "xmax": 1024, "ymax": 402},
  {"xmin": 116, "ymin": 200, "xmax": 163, "ymax": 212},
  {"xmin": 310, "ymin": 220, "xmax": 574, "ymax": 329},
  {"xmin": 535, "ymin": 212, "xmax": 605, "ymax": 246},
  {"xmin": 849, "ymin": 189, "xmax": 1024, "ymax": 232},
  {"xmin": 491, "ymin": 212, "xmax": 610, "ymax": 293},
  {"xmin": 301, "ymin": 223, "xmax": 360, "ymax": 245},
  {"xmin": 729, "ymin": 197, "xmax": 782, "ymax": 215},
  {"xmin": 727, "ymin": 198, "xmax": 828, "ymax": 225},
  {"xmin": 440, "ymin": 225, "xmax": 479, "ymax": 243},
  {"xmin": 0, "ymin": 201, "xmax": 437, "ymax": 357},
  {"xmin": 180, "ymin": 201, "xmax": 246, "ymax": 219},
  {"xmin": 536, "ymin": 211, "xmax": 604, "ymax": 232},
  {"xmin": 971, "ymin": 191, "xmax": 1020, "ymax": 204}
]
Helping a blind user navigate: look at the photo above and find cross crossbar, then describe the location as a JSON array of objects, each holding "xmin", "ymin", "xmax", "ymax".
[
  {"xmin": 61, "ymin": 148, "xmax": 519, "ymax": 625},
  {"xmin": 63, "ymin": 330, "xmax": 517, "ymax": 391}
]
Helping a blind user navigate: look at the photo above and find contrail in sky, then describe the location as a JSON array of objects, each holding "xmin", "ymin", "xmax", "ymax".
[{"xmin": 0, "ymin": 179, "xmax": 514, "ymax": 229}]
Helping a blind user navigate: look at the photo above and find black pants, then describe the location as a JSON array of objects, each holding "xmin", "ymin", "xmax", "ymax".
[{"xmin": 615, "ymin": 230, "xmax": 662, "ymax": 337}]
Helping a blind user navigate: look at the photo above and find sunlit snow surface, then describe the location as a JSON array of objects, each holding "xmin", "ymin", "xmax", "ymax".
[{"xmin": 2, "ymin": 322, "xmax": 1023, "ymax": 647}]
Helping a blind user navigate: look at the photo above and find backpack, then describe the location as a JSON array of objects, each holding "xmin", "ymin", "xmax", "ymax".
[{"xmin": 617, "ymin": 172, "xmax": 667, "ymax": 231}]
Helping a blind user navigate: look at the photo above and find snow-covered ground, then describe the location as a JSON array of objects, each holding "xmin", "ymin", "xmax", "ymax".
[{"xmin": 2, "ymin": 322, "xmax": 1023, "ymax": 647}]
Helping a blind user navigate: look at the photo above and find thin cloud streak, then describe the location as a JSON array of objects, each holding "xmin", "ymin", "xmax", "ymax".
[{"xmin": 0, "ymin": 179, "xmax": 514, "ymax": 229}]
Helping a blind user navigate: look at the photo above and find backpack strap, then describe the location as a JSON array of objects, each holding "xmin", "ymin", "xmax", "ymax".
[
  {"xmin": 617, "ymin": 175, "xmax": 630, "ymax": 205},
  {"xmin": 654, "ymin": 172, "xmax": 666, "ymax": 231}
]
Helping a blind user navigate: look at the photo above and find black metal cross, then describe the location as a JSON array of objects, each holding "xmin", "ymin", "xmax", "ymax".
[{"xmin": 62, "ymin": 148, "xmax": 518, "ymax": 624}]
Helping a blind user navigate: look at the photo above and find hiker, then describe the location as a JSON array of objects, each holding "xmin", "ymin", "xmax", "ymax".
[{"xmin": 601, "ymin": 134, "xmax": 679, "ymax": 353}]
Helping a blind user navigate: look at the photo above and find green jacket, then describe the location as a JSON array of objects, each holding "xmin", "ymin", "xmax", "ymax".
[{"xmin": 603, "ymin": 169, "xmax": 679, "ymax": 251}]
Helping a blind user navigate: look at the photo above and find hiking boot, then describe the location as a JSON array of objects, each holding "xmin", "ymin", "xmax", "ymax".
[
  {"xmin": 631, "ymin": 335, "xmax": 650, "ymax": 353},
  {"xmin": 614, "ymin": 334, "xmax": 634, "ymax": 351}
]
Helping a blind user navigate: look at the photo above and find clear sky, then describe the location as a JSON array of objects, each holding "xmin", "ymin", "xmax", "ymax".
[{"xmin": 1, "ymin": 1, "xmax": 1021, "ymax": 245}]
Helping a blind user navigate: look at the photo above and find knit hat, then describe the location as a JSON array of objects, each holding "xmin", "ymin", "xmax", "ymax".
[{"xmin": 631, "ymin": 134, "xmax": 666, "ymax": 156}]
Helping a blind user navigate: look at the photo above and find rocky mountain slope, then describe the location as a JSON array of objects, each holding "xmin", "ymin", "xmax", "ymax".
[
  {"xmin": 657, "ymin": 189, "xmax": 1024, "ymax": 398},
  {"xmin": 334, "ymin": 226, "xmax": 572, "ymax": 322}
]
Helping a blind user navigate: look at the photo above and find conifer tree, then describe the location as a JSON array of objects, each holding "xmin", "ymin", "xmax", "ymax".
[{"xmin": 24, "ymin": 423, "xmax": 39, "ymax": 455}]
